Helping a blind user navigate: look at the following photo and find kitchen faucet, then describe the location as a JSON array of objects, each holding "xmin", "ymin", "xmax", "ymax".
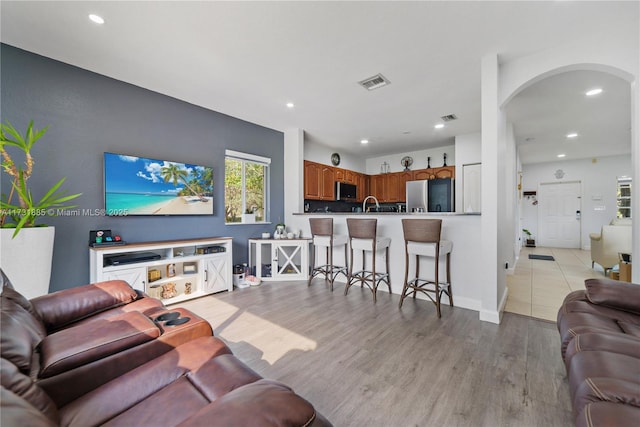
[{"xmin": 362, "ymin": 195, "xmax": 380, "ymax": 213}]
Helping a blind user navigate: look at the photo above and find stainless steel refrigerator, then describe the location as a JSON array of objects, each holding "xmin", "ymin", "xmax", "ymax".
[{"xmin": 406, "ymin": 179, "xmax": 455, "ymax": 213}]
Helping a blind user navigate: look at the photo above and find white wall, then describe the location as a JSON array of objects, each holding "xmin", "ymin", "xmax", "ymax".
[
  {"xmin": 284, "ymin": 129, "xmax": 305, "ymax": 216},
  {"xmin": 521, "ymin": 155, "xmax": 632, "ymax": 250},
  {"xmin": 304, "ymin": 140, "xmax": 366, "ymax": 172},
  {"xmin": 365, "ymin": 145, "xmax": 455, "ymax": 175},
  {"xmin": 455, "ymin": 132, "xmax": 482, "ymax": 213}
]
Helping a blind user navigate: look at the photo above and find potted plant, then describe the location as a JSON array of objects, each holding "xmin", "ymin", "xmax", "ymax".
[
  {"xmin": 522, "ymin": 229, "xmax": 536, "ymax": 247},
  {"xmin": 241, "ymin": 206, "xmax": 256, "ymax": 223},
  {"xmin": 1, "ymin": 120, "xmax": 81, "ymax": 298}
]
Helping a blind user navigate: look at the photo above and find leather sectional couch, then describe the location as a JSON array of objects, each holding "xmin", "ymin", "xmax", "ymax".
[
  {"xmin": 1, "ymin": 270, "xmax": 331, "ymax": 426},
  {"xmin": 557, "ymin": 277, "xmax": 640, "ymax": 426}
]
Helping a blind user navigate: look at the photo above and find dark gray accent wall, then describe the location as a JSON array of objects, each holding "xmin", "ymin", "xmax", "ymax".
[{"xmin": 1, "ymin": 44, "xmax": 284, "ymax": 292}]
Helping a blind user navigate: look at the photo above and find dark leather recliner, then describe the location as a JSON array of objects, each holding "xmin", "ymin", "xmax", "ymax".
[
  {"xmin": 557, "ymin": 277, "xmax": 640, "ymax": 426},
  {"xmin": 1, "ymin": 269, "xmax": 332, "ymax": 426}
]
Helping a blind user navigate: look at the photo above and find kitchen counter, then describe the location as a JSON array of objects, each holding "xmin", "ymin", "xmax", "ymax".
[
  {"xmin": 294, "ymin": 212, "xmax": 480, "ymax": 216},
  {"xmin": 285, "ymin": 212, "xmax": 483, "ymax": 314}
]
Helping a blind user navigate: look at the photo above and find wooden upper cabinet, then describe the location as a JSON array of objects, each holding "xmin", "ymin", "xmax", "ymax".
[
  {"xmin": 334, "ymin": 168, "xmax": 357, "ymax": 184},
  {"xmin": 385, "ymin": 173, "xmax": 401, "ymax": 202},
  {"xmin": 320, "ymin": 165, "xmax": 335, "ymax": 200},
  {"xmin": 356, "ymin": 173, "xmax": 369, "ymax": 202},
  {"xmin": 434, "ymin": 166, "xmax": 455, "ymax": 179},
  {"xmin": 411, "ymin": 166, "xmax": 455, "ymax": 181},
  {"xmin": 413, "ymin": 169, "xmax": 433, "ymax": 180},
  {"xmin": 304, "ymin": 160, "xmax": 335, "ymax": 200},
  {"xmin": 370, "ymin": 174, "xmax": 385, "ymax": 201},
  {"xmin": 304, "ymin": 161, "xmax": 321, "ymax": 199},
  {"xmin": 397, "ymin": 171, "xmax": 413, "ymax": 202}
]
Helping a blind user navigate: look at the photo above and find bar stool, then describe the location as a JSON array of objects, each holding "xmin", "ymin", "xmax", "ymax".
[
  {"xmin": 344, "ymin": 218, "xmax": 391, "ymax": 303},
  {"xmin": 308, "ymin": 218, "xmax": 348, "ymax": 290},
  {"xmin": 399, "ymin": 218, "xmax": 453, "ymax": 317}
]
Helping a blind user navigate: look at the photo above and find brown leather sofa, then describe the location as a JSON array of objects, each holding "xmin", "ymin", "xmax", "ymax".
[
  {"xmin": 557, "ymin": 277, "xmax": 640, "ymax": 426},
  {"xmin": 1, "ymin": 270, "xmax": 212, "ymax": 406},
  {"xmin": 1, "ymin": 270, "xmax": 332, "ymax": 426}
]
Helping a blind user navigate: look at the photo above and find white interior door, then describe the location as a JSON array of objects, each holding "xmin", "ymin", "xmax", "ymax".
[{"xmin": 537, "ymin": 181, "xmax": 582, "ymax": 248}]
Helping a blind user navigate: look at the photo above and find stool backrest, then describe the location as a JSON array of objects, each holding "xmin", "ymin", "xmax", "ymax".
[
  {"xmin": 347, "ymin": 218, "xmax": 377, "ymax": 240},
  {"xmin": 401, "ymin": 219, "xmax": 442, "ymax": 244},
  {"xmin": 309, "ymin": 218, "xmax": 333, "ymax": 237}
]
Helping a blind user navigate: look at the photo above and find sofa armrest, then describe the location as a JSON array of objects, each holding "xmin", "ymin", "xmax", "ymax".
[
  {"xmin": 589, "ymin": 233, "xmax": 602, "ymax": 241},
  {"xmin": 38, "ymin": 311, "xmax": 160, "ymax": 378},
  {"xmin": 177, "ymin": 380, "xmax": 330, "ymax": 427},
  {"xmin": 585, "ymin": 278, "xmax": 640, "ymax": 314},
  {"xmin": 31, "ymin": 280, "xmax": 139, "ymax": 332}
]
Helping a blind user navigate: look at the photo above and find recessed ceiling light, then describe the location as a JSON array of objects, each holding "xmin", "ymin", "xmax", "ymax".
[
  {"xmin": 89, "ymin": 14, "xmax": 104, "ymax": 24},
  {"xmin": 360, "ymin": 139, "xmax": 369, "ymax": 144},
  {"xmin": 585, "ymin": 88, "xmax": 603, "ymax": 96},
  {"xmin": 557, "ymin": 154, "xmax": 566, "ymax": 158},
  {"xmin": 286, "ymin": 102, "xmax": 294, "ymax": 108},
  {"xmin": 566, "ymin": 133, "xmax": 578, "ymax": 139},
  {"xmin": 434, "ymin": 123, "xmax": 445, "ymax": 129}
]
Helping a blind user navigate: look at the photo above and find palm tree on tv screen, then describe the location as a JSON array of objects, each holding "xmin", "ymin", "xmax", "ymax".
[{"xmin": 160, "ymin": 163, "xmax": 207, "ymax": 201}]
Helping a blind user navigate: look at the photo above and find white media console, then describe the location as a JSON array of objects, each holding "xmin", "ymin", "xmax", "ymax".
[{"xmin": 89, "ymin": 237, "xmax": 233, "ymax": 305}]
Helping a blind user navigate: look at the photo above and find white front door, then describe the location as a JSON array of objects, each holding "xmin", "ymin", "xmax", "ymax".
[{"xmin": 537, "ymin": 181, "xmax": 582, "ymax": 248}]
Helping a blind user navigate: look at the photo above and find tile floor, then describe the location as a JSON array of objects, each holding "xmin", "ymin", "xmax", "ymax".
[{"xmin": 505, "ymin": 246, "xmax": 606, "ymax": 321}]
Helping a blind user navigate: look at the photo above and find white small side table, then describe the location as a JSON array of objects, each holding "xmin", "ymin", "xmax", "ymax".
[{"xmin": 248, "ymin": 238, "xmax": 311, "ymax": 281}]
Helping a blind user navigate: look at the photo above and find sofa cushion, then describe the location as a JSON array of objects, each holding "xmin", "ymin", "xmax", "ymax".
[
  {"xmin": 585, "ymin": 278, "xmax": 640, "ymax": 315},
  {"xmin": 0, "ymin": 302, "xmax": 45, "ymax": 374},
  {"xmin": 576, "ymin": 401, "xmax": 640, "ymax": 427},
  {"xmin": 564, "ymin": 332, "xmax": 640, "ymax": 368},
  {"xmin": 1, "ymin": 269, "xmax": 42, "ymax": 319},
  {"xmin": 0, "ymin": 358, "xmax": 58, "ymax": 423},
  {"xmin": 617, "ymin": 321, "xmax": 640, "ymax": 338},
  {"xmin": 573, "ymin": 377, "xmax": 640, "ymax": 419},
  {"xmin": 568, "ymin": 351, "xmax": 640, "ymax": 399},
  {"xmin": 177, "ymin": 379, "xmax": 319, "ymax": 427},
  {"xmin": 32, "ymin": 280, "xmax": 139, "ymax": 332},
  {"xmin": 58, "ymin": 337, "xmax": 239, "ymax": 427},
  {"xmin": 39, "ymin": 311, "xmax": 160, "ymax": 378},
  {"xmin": 0, "ymin": 387, "xmax": 57, "ymax": 427}
]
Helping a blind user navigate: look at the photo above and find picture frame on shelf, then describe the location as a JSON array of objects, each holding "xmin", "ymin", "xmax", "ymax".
[
  {"xmin": 183, "ymin": 263, "xmax": 197, "ymax": 274},
  {"xmin": 166, "ymin": 263, "xmax": 176, "ymax": 277}
]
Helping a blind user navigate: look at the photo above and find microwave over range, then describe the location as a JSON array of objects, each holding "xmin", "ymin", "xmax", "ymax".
[{"xmin": 335, "ymin": 182, "xmax": 357, "ymax": 200}]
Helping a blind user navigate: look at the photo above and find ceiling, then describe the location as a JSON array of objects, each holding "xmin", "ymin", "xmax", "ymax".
[{"xmin": 1, "ymin": 1, "xmax": 637, "ymax": 164}]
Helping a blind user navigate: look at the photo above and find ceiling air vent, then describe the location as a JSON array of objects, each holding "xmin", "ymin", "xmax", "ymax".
[
  {"xmin": 358, "ymin": 73, "xmax": 391, "ymax": 91},
  {"xmin": 440, "ymin": 114, "xmax": 458, "ymax": 122}
]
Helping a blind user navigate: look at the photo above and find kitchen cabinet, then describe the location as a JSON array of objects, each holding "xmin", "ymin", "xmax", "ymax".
[
  {"xmin": 409, "ymin": 166, "xmax": 456, "ymax": 181},
  {"xmin": 370, "ymin": 174, "xmax": 385, "ymax": 202},
  {"xmin": 334, "ymin": 168, "xmax": 357, "ymax": 184},
  {"xmin": 320, "ymin": 165, "xmax": 335, "ymax": 199},
  {"xmin": 397, "ymin": 171, "xmax": 413, "ymax": 202},
  {"xmin": 413, "ymin": 169, "xmax": 433, "ymax": 180},
  {"xmin": 434, "ymin": 166, "xmax": 455, "ymax": 179},
  {"xmin": 356, "ymin": 173, "xmax": 369, "ymax": 202},
  {"xmin": 385, "ymin": 173, "xmax": 401, "ymax": 202},
  {"xmin": 304, "ymin": 160, "xmax": 335, "ymax": 200}
]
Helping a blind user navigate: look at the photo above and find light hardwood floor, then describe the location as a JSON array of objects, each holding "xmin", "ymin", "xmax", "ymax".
[
  {"xmin": 505, "ymin": 247, "xmax": 603, "ymax": 321},
  {"xmin": 177, "ymin": 279, "xmax": 573, "ymax": 426}
]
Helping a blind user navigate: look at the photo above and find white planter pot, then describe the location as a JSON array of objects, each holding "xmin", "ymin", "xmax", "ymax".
[
  {"xmin": 1, "ymin": 227, "xmax": 55, "ymax": 299},
  {"xmin": 242, "ymin": 213, "xmax": 256, "ymax": 223}
]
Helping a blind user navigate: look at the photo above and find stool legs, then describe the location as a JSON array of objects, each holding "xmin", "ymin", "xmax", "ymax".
[
  {"xmin": 309, "ymin": 242, "xmax": 348, "ymax": 291},
  {"xmin": 345, "ymin": 247, "xmax": 390, "ymax": 303},
  {"xmin": 399, "ymin": 250, "xmax": 453, "ymax": 318}
]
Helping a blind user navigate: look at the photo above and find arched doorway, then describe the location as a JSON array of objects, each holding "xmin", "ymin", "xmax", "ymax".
[{"xmin": 501, "ymin": 66, "xmax": 634, "ymax": 320}]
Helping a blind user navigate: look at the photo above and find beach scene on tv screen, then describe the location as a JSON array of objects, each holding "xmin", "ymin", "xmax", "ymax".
[{"xmin": 104, "ymin": 153, "xmax": 213, "ymax": 215}]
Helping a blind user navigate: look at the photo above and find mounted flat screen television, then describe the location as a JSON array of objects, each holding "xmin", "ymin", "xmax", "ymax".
[{"xmin": 104, "ymin": 152, "xmax": 213, "ymax": 216}]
